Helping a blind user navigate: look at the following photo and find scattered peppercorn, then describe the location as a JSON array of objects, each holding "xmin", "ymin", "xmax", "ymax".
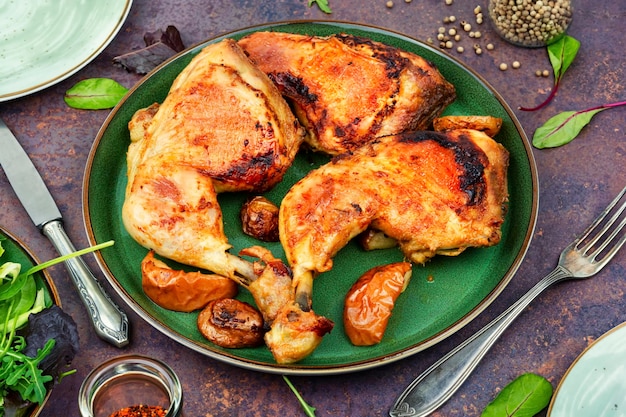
[
  {"xmin": 512, "ymin": 61, "xmax": 521, "ymax": 69},
  {"xmin": 445, "ymin": 0, "xmax": 453, "ymax": 4},
  {"xmin": 535, "ymin": 69, "xmax": 543, "ymax": 77},
  {"xmin": 486, "ymin": 43, "xmax": 494, "ymax": 50},
  {"xmin": 542, "ymin": 69, "xmax": 550, "ymax": 77},
  {"xmin": 499, "ymin": 63, "xmax": 508, "ymax": 71},
  {"xmin": 456, "ymin": 46, "xmax": 464, "ymax": 53},
  {"xmin": 386, "ymin": 0, "xmax": 393, "ymax": 7}
]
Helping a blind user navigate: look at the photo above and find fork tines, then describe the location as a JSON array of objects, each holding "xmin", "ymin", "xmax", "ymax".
[{"xmin": 576, "ymin": 186, "xmax": 626, "ymax": 263}]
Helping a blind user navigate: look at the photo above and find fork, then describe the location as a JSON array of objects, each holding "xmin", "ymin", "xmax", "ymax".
[{"xmin": 390, "ymin": 185, "xmax": 626, "ymax": 417}]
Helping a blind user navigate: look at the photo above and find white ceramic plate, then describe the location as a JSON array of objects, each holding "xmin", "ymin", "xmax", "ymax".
[
  {"xmin": 0, "ymin": 0, "xmax": 132, "ymax": 101},
  {"xmin": 548, "ymin": 321, "xmax": 626, "ymax": 416}
]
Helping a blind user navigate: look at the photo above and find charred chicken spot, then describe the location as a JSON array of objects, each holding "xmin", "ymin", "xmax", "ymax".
[
  {"xmin": 351, "ymin": 203, "xmax": 363, "ymax": 213},
  {"xmin": 399, "ymin": 131, "xmax": 487, "ymax": 205},
  {"xmin": 269, "ymin": 72, "xmax": 318, "ymax": 103},
  {"xmin": 268, "ymin": 260, "xmax": 292, "ymax": 277},
  {"xmin": 255, "ymin": 121, "xmax": 276, "ymax": 140},
  {"xmin": 335, "ymin": 126, "xmax": 346, "ymax": 137}
]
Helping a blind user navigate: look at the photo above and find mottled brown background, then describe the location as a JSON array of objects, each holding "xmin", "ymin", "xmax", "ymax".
[{"xmin": 0, "ymin": 0, "xmax": 624, "ymax": 416}]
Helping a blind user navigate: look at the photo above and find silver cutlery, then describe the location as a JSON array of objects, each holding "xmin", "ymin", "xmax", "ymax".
[
  {"xmin": 0, "ymin": 118, "xmax": 130, "ymax": 348},
  {"xmin": 391, "ymin": 185, "xmax": 626, "ymax": 417}
]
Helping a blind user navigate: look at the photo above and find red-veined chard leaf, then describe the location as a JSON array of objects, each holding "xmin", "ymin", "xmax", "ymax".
[
  {"xmin": 533, "ymin": 100, "xmax": 626, "ymax": 149},
  {"xmin": 533, "ymin": 108, "xmax": 605, "ymax": 148},
  {"xmin": 548, "ymin": 35, "xmax": 580, "ymax": 82},
  {"xmin": 520, "ymin": 35, "xmax": 580, "ymax": 111},
  {"xmin": 481, "ymin": 373, "xmax": 553, "ymax": 417},
  {"xmin": 64, "ymin": 78, "xmax": 128, "ymax": 110}
]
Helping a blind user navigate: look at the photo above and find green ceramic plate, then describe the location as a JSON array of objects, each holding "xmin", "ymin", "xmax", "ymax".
[
  {"xmin": 83, "ymin": 21, "xmax": 538, "ymax": 375},
  {"xmin": 0, "ymin": 226, "xmax": 60, "ymax": 416},
  {"xmin": 0, "ymin": 0, "xmax": 132, "ymax": 101}
]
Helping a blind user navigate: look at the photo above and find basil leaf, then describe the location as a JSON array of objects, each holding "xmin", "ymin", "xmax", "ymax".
[
  {"xmin": 533, "ymin": 108, "xmax": 605, "ymax": 149},
  {"xmin": 481, "ymin": 373, "xmax": 553, "ymax": 417},
  {"xmin": 307, "ymin": 0, "xmax": 332, "ymax": 13},
  {"xmin": 64, "ymin": 78, "xmax": 128, "ymax": 110},
  {"xmin": 548, "ymin": 35, "xmax": 580, "ymax": 81}
]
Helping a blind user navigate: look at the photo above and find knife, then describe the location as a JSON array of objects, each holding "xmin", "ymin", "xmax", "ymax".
[{"xmin": 0, "ymin": 118, "xmax": 129, "ymax": 348}]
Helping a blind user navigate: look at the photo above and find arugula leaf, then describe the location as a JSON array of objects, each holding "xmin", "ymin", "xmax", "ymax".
[
  {"xmin": 283, "ymin": 375, "xmax": 317, "ymax": 417},
  {"xmin": 481, "ymin": 373, "xmax": 553, "ymax": 417},
  {"xmin": 307, "ymin": 0, "xmax": 332, "ymax": 13},
  {"xmin": 0, "ymin": 240, "xmax": 114, "ymax": 413},
  {"xmin": 64, "ymin": 78, "xmax": 128, "ymax": 110}
]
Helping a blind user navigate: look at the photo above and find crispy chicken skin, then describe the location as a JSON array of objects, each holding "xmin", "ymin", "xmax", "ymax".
[
  {"xmin": 122, "ymin": 39, "xmax": 304, "ymax": 280},
  {"xmin": 238, "ymin": 32, "xmax": 456, "ymax": 155},
  {"xmin": 279, "ymin": 129, "xmax": 509, "ymax": 306}
]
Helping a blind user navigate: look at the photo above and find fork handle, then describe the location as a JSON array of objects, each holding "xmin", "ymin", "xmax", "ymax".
[{"xmin": 390, "ymin": 266, "xmax": 571, "ymax": 417}]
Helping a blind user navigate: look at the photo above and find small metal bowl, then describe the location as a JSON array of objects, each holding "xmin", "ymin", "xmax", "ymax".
[{"xmin": 78, "ymin": 354, "xmax": 183, "ymax": 417}]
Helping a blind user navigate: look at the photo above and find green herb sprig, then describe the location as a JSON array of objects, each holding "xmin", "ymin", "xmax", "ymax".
[
  {"xmin": 307, "ymin": 0, "xmax": 332, "ymax": 13},
  {"xmin": 520, "ymin": 35, "xmax": 580, "ymax": 112},
  {"xmin": 64, "ymin": 78, "xmax": 128, "ymax": 110},
  {"xmin": 481, "ymin": 373, "xmax": 553, "ymax": 417},
  {"xmin": 283, "ymin": 375, "xmax": 317, "ymax": 417}
]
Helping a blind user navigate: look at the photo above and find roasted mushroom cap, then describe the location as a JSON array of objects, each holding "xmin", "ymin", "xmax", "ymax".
[
  {"xmin": 240, "ymin": 196, "xmax": 280, "ymax": 242},
  {"xmin": 197, "ymin": 298, "xmax": 265, "ymax": 348}
]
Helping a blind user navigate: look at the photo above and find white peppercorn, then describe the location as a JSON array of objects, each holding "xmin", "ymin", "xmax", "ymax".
[{"xmin": 488, "ymin": 0, "xmax": 573, "ymax": 47}]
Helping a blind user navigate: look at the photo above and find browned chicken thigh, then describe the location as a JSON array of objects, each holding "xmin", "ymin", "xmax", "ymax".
[
  {"xmin": 123, "ymin": 38, "xmax": 304, "ymax": 281},
  {"xmin": 239, "ymin": 31, "xmax": 456, "ymax": 155},
  {"xmin": 122, "ymin": 39, "xmax": 331, "ymax": 364},
  {"xmin": 279, "ymin": 129, "xmax": 510, "ymax": 309}
]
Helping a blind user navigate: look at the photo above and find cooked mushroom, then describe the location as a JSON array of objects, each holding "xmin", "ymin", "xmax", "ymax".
[
  {"xmin": 240, "ymin": 196, "xmax": 280, "ymax": 242},
  {"xmin": 197, "ymin": 298, "xmax": 265, "ymax": 348}
]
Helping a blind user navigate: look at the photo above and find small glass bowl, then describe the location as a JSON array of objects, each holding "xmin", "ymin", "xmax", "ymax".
[{"xmin": 78, "ymin": 355, "xmax": 183, "ymax": 417}]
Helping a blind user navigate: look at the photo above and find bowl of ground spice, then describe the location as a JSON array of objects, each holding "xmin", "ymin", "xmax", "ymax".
[
  {"xmin": 78, "ymin": 355, "xmax": 183, "ymax": 417},
  {"xmin": 488, "ymin": 0, "xmax": 573, "ymax": 47}
]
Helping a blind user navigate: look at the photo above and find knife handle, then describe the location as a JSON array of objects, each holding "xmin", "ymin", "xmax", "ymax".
[{"xmin": 42, "ymin": 220, "xmax": 130, "ymax": 348}]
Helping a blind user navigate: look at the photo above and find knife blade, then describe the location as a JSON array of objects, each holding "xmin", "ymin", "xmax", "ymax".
[{"xmin": 0, "ymin": 118, "xmax": 129, "ymax": 348}]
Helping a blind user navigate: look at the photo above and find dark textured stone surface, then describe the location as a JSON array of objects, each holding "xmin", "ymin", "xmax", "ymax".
[{"xmin": 0, "ymin": 1, "xmax": 624, "ymax": 416}]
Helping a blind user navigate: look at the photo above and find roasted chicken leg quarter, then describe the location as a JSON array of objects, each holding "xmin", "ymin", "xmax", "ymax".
[
  {"xmin": 279, "ymin": 129, "xmax": 510, "ymax": 308},
  {"xmin": 239, "ymin": 32, "xmax": 456, "ymax": 155},
  {"xmin": 122, "ymin": 38, "xmax": 304, "ymax": 282}
]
